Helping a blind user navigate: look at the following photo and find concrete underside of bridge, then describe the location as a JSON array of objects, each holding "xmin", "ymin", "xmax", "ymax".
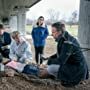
[
  {"xmin": 0, "ymin": 0, "xmax": 41, "ymax": 34},
  {"xmin": 0, "ymin": 0, "xmax": 90, "ymax": 70}
]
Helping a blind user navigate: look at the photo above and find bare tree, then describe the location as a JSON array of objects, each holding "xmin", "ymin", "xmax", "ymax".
[
  {"xmin": 47, "ymin": 9, "xmax": 60, "ymax": 23},
  {"xmin": 71, "ymin": 10, "xmax": 78, "ymax": 23},
  {"xmin": 68, "ymin": 10, "xmax": 78, "ymax": 27}
]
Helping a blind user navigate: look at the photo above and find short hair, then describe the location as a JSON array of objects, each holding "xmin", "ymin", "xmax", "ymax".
[
  {"xmin": 0, "ymin": 24, "xmax": 4, "ymax": 29},
  {"xmin": 38, "ymin": 16, "xmax": 44, "ymax": 20},
  {"xmin": 11, "ymin": 31, "xmax": 20, "ymax": 39},
  {"xmin": 52, "ymin": 22, "xmax": 65, "ymax": 32}
]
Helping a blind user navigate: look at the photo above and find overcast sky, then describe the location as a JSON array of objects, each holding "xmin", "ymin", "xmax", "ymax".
[{"xmin": 26, "ymin": 0, "xmax": 80, "ymax": 20}]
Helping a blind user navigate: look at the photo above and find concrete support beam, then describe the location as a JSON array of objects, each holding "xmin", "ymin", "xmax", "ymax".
[
  {"xmin": 0, "ymin": 19, "xmax": 2, "ymax": 23},
  {"xmin": 9, "ymin": 16, "xmax": 17, "ymax": 32},
  {"xmin": 17, "ymin": 11, "xmax": 26, "ymax": 35},
  {"xmin": 78, "ymin": 0, "xmax": 90, "ymax": 70}
]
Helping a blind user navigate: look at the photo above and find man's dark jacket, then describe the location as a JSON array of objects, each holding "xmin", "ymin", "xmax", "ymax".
[
  {"xmin": 0, "ymin": 32, "xmax": 11, "ymax": 48},
  {"xmin": 0, "ymin": 32, "xmax": 11, "ymax": 58},
  {"xmin": 48, "ymin": 31, "xmax": 89, "ymax": 86}
]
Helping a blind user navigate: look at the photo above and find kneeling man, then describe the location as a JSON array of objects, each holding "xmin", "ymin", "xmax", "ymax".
[{"xmin": 40, "ymin": 22, "xmax": 89, "ymax": 86}]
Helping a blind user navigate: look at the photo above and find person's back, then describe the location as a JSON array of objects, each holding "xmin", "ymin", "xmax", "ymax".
[
  {"xmin": 0, "ymin": 24, "xmax": 11, "ymax": 58},
  {"xmin": 0, "ymin": 32, "xmax": 11, "ymax": 46}
]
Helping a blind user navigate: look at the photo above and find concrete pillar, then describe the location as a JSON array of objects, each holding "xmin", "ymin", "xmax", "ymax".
[
  {"xmin": 9, "ymin": 16, "xmax": 17, "ymax": 32},
  {"xmin": 0, "ymin": 19, "xmax": 2, "ymax": 24},
  {"xmin": 78, "ymin": 0, "xmax": 90, "ymax": 70},
  {"xmin": 17, "ymin": 11, "xmax": 26, "ymax": 35}
]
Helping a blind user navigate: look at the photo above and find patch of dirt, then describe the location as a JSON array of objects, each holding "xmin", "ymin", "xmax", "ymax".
[{"xmin": 0, "ymin": 74, "xmax": 90, "ymax": 90}]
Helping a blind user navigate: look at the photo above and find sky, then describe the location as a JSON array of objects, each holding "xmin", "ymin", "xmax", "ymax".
[{"xmin": 26, "ymin": 0, "xmax": 80, "ymax": 20}]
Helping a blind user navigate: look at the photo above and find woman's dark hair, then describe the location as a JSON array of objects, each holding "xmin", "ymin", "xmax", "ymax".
[
  {"xmin": 52, "ymin": 22, "xmax": 65, "ymax": 32},
  {"xmin": 0, "ymin": 24, "xmax": 4, "ymax": 29},
  {"xmin": 37, "ymin": 16, "xmax": 44, "ymax": 26},
  {"xmin": 38, "ymin": 16, "xmax": 44, "ymax": 20}
]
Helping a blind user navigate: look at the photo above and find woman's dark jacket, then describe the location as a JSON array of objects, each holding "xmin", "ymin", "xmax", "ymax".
[{"xmin": 31, "ymin": 23, "xmax": 49, "ymax": 47}]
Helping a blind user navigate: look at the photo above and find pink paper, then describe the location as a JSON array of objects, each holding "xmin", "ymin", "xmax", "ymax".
[
  {"xmin": 6, "ymin": 61, "xmax": 17, "ymax": 69},
  {"xmin": 6, "ymin": 61, "xmax": 26, "ymax": 72}
]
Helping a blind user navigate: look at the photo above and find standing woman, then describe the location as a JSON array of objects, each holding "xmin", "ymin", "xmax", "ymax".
[{"xmin": 31, "ymin": 16, "xmax": 49, "ymax": 64}]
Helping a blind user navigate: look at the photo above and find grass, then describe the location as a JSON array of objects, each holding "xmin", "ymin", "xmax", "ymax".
[
  {"xmin": 66, "ymin": 25, "xmax": 78, "ymax": 37},
  {"xmin": 26, "ymin": 25, "xmax": 78, "ymax": 37},
  {"xmin": 25, "ymin": 25, "xmax": 33, "ymax": 34}
]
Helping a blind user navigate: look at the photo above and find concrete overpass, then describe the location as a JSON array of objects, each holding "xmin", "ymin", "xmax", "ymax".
[
  {"xmin": 0, "ymin": 0, "xmax": 90, "ymax": 70},
  {"xmin": 0, "ymin": 0, "xmax": 41, "ymax": 34}
]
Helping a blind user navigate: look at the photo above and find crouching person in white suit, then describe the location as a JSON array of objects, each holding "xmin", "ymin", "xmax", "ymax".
[{"xmin": 9, "ymin": 31, "xmax": 32, "ymax": 64}]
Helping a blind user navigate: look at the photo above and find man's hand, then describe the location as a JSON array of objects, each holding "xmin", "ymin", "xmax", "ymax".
[
  {"xmin": 12, "ymin": 57, "xmax": 17, "ymax": 62},
  {"xmin": 13, "ymin": 60, "xmax": 17, "ymax": 62},
  {"xmin": 24, "ymin": 59, "xmax": 31, "ymax": 64},
  {"xmin": 40, "ymin": 64, "xmax": 47, "ymax": 68}
]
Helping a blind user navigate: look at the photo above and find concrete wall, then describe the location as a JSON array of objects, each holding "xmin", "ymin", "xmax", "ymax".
[{"xmin": 78, "ymin": 0, "xmax": 90, "ymax": 69}]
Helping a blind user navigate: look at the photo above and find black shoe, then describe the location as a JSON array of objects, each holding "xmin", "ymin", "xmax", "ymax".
[{"xmin": 41, "ymin": 56, "xmax": 49, "ymax": 60}]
